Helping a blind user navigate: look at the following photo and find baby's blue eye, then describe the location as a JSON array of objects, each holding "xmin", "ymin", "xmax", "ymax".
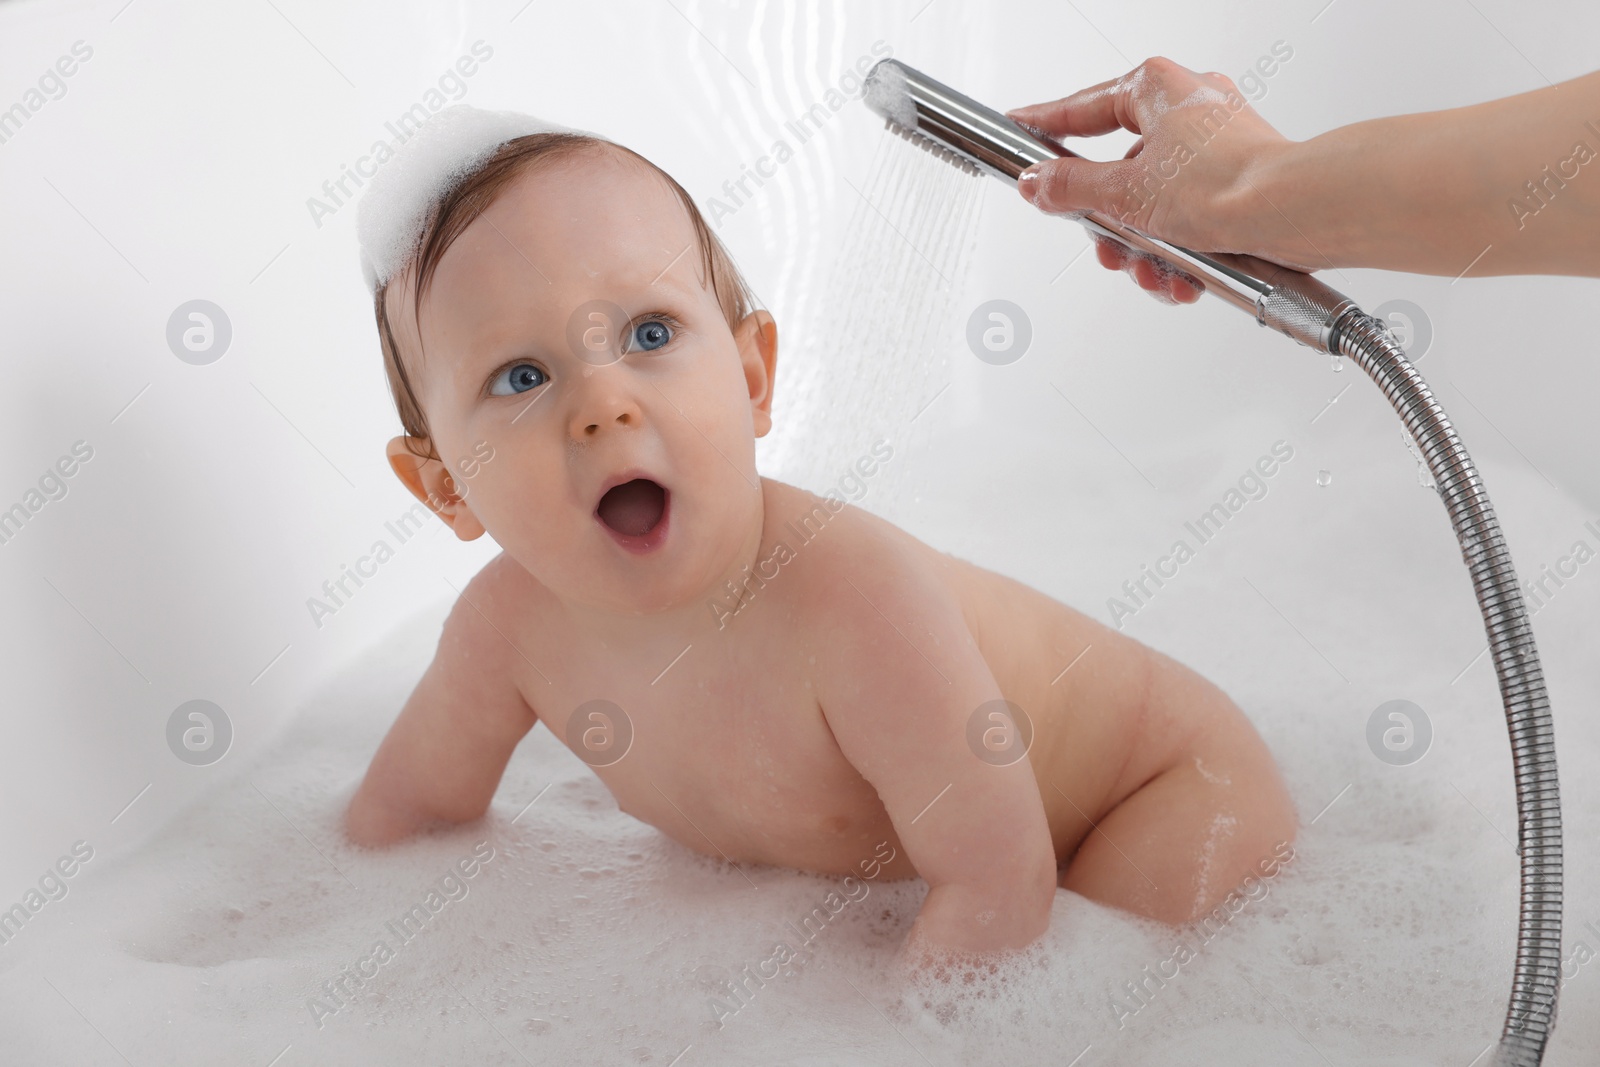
[
  {"xmin": 632, "ymin": 319, "xmax": 672, "ymax": 351},
  {"xmin": 489, "ymin": 362, "xmax": 547, "ymax": 396}
]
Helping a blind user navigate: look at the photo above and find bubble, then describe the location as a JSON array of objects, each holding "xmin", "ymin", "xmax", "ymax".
[
  {"xmin": 166, "ymin": 300, "xmax": 232, "ymax": 365},
  {"xmin": 1316, "ymin": 470, "xmax": 1332, "ymax": 487},
  {"xmin": 354, "ymin": 105, "xmax": 587, "ymax": 290},
  {"xmin": 1399, "ymin": 427, "xmax": 1437, "ymax": 491},
  {"xmin": 965, "ymin": 299, "xmax": 1031, "ymax": 365}
]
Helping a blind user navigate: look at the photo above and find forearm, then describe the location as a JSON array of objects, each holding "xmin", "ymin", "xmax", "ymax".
[{"xmin": 1250, "ymin": 69, "xmax": 1600, "ymax": 277}]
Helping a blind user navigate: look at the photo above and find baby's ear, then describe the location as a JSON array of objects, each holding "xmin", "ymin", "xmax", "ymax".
[
  {"xmin": 734, "ymin": 309, "xmax": 778, "ymax": 437},
  {"xmin": 384, "ymin": 435, "xmax": 486, "ymax": 541}
]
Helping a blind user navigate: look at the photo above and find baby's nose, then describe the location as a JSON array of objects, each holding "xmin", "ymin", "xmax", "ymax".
[
  {"xmin": 570, "ymin": 380, "xmax": 644, "ymax": 438},
  {"xmin": 578, "ymin": 410, "xmax": 633, "ymax": 436}
]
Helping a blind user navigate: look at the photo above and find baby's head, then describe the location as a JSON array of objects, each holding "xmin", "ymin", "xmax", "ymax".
[{"xmin": 361, "ymin": 109, "xmax": 778, "ymax": 616}]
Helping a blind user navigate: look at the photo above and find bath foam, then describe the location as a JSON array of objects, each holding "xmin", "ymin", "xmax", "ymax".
[
  {"xmin": 355, "ymin": 104, "xmax": 594, "ymax": 292},
  {"xmin": 0, "ymin": 445, "xmax": 1596, "ymax": 1065}
]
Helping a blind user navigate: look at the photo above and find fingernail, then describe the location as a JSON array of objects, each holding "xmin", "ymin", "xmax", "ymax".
[{"xmin": 1017, "ymin": 166, "xmax": 1040, "ymax": 203}]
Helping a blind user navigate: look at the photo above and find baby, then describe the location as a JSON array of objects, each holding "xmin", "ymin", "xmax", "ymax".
[{"xmin": 343, "ymin": 106, "xmax": 1296, "ymax": 970}]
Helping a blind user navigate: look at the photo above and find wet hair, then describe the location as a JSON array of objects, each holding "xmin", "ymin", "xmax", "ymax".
[{"xmin": 373, "ymin": 133, "xmax": 760, "ymax": 461}]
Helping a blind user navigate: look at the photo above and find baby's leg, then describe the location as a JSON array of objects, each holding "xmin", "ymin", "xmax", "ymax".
[{"xmin": 1059, "ymin": 699, "xmax": 1297, "ymax": 924}]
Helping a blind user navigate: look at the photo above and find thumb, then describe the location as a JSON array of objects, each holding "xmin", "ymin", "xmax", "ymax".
[{"xmin": 1018, "ymin": 155, "xmax": 1132, "ymax": 218}]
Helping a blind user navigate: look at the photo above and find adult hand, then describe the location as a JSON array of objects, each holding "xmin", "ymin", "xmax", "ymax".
[
  {"xmin": 1007, "ymin": 61, "xmax": 1600, "ymax": 290},
  {"xmin": 1005, "ymin": 56, "xmax": 1303, "ymax": 304}
]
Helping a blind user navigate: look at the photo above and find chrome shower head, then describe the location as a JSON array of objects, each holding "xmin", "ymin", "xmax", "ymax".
[
  {"xmin": 862, "ymin": 57, "xmax": 1357, "ymax": 353},
  {"xmin": 864, "ymin": 57, "xmax": 1053, "ymax": 183}
]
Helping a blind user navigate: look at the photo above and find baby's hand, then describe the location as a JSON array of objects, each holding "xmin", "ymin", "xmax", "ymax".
[
  {"xmin": 894, "ymin": 879, "xmax": 1052, "ymax": 977},
  {"xmin": 890, "ymin": 924, "xmax": 1017, "ymax": 988}
]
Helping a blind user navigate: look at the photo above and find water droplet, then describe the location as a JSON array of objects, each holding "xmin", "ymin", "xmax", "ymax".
[
  {"xmin": 1316, "ymin": 470, "xmax": 1332, "ymax": 487},
  {"xmin": 1399, "ymin": 427, "xmax": 1436, "ymax": 490},
  {"xmin": 1331, "ymin": 356, "xmax": 1344, "ymax": 373}
]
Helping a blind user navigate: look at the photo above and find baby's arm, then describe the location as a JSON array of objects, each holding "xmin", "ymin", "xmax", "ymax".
[
  {"xmin": 810, "ymin": 541, "xmax": 1059, "ymax": 963},
  {"xmin": 344, "ymin": 589, "xmax": 539, "ymax": 847}
]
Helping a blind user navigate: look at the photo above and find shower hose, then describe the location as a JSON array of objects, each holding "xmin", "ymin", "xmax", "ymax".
[{"xmin": 1329, "ymin": 308, "xmax": 1563, "ymax": 1066}]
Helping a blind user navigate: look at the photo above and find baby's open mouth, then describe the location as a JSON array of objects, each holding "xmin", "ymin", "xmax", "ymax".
[{"xmin": 596, "ymin": 478, "xmax": 668, "ymax": 539}]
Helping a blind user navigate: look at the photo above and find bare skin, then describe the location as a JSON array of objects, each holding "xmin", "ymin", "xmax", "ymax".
[
  {"xmin": 344, "ymin": 144, "xmax": 1296, "ymax": 971},
  {"xmin": 1007, "ymin": 57, "xmax": 1600, "ymax": 301}
]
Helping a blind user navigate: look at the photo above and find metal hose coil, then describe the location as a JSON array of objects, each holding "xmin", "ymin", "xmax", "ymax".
[{"xmin": 1331, "ymin": 309, "xmax": 1564, "ymax": 1066}]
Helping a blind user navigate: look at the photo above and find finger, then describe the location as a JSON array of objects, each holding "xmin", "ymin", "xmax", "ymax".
[
  {"xmin": 1122, "ymin": 137, "xmax": 1145, "ymax": 160},
  {"xmin": 1168, "ymin": 273, "xmax": 1204, "ymax": 303},
  {"xmin": 1089, "ymin": 235, "xmax": 1204, "ymax": 303},
  {"xmin": 1009, "ymin": 56, "xmax": 1220, "ymax": 150},
  {"xmin": 1140, "ymin": 257, "xmax": 1205, "ymax": 304},
  {"xmin": 1153, "ymin": 260, "xmax": 1205, "ymax": 303},
  {"xmin": 1094, "ymin": 235, "xmax": 1128, "ymax": 271},
  {"xmin": 1004, "ymin": 73, "xmax": 1134, "ymax": 139},
  {"xmin": 1130, "ymin": 258, "xmax": 1183, "ymax": 305},
  {"xmin": 1126, "ymin": 254, "xmax": 1166, "ymax": 292},
  {"xmin": 1022, "ymin": 155, "xmax": 1136, "ymax": 217}
]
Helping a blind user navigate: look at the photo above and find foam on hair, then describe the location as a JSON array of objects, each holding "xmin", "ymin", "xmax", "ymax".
[{"xmin": 355, "ymin": 104, "xmax": 594, "ymax": 292}]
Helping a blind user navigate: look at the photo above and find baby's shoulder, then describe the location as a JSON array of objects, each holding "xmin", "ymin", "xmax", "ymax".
[
  {"xmin": 445, "ymin": 549, "xmax": 558, "ymax": 640},
  {"xmin": 758, "ymin": 477, "xmax": 955, "ymax": 609},
  {"xmin": 762, "ymin": 475, "xmax": 915, "ymax": 551}
]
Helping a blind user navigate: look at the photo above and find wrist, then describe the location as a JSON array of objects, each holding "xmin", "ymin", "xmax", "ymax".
[
  {"xmin": 1244, "ymin": 112, "xmax": 1486, "ymax": 276},
  {"xmin": 1235, "ymin": 134, "xmax": 1365, "ymax": 272}
]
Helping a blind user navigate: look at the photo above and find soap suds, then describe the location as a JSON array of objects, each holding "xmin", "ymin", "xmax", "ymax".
[
  {"xmin": 355, "ymin": 104, "xmax": 593, "ymax": 292},
  {"xmin": 1194, "ymin": 755, "xmax": 1232, "ymax": 786},
  {"xmin": 1192, "ymin": 811, "xmax": 1240, "ymax": 916}
]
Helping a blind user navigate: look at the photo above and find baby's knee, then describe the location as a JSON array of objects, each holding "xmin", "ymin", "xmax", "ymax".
[
  {"xmin": 1193, "ymin": 828, "xmax": 1297, "ymax": 927},
  {"xmin": 1178, "ymin": 737, "xmax": 1297, "ymax": 917}
]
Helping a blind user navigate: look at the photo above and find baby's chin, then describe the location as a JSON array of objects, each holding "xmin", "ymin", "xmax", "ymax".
[
  {"xmin": 503, "ymin": 532, "xmax": 738, "ymax": 620},
  {"xmin": 494, "ymin": 475, "xmax": 763, "ymax": 618}
]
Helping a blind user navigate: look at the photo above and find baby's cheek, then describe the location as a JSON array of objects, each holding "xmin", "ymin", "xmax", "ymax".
[{"xmin": 471, "ymin": 462, "xmax": 555, "ymax": 536}]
